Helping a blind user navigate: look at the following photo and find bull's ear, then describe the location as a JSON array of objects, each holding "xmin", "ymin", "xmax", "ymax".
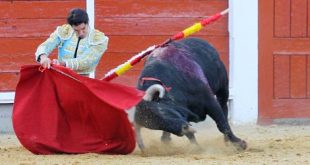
[{"xmin": 143, "ymin": 84, "xmax": 165, "ymax": 101}]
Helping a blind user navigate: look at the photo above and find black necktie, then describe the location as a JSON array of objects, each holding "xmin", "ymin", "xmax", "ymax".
[{"xmin": 74, "ymin": 37, "xmax": 81, "ymax": 58}]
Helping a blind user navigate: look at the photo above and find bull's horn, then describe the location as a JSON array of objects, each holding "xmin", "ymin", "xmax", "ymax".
[{"xmin": 143, "ymin": 84, "xmax": 165, "ymax": 101}]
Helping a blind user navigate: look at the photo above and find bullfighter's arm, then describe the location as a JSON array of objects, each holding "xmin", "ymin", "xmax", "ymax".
[{"xmin": 35, "ymin": 30, "xmax": 61, "ymax": 62}]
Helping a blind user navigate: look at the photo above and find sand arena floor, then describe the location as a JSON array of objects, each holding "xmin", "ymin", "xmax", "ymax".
[{"xmin": 0, "ymin": 121, "xmax": 309, "ymax": 165}]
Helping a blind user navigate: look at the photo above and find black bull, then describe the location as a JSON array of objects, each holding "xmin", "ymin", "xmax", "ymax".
[{"xmin": 132, "ymin": 37, "xmax": 247, "ymax": 151}]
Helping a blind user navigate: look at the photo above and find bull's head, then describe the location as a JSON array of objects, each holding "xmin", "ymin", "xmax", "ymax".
[{"xmin": 133, "ymin": 84, "xmax": 197, "ymax": 151}]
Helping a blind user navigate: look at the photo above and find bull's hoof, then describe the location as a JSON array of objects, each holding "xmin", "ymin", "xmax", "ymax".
[{"xmin": 233, "ymin": 140, "xmax": 247, "ymax": 151}]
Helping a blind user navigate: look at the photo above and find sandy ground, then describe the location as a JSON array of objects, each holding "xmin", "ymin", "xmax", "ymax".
[{"xmin": 0, "ymin": 121, "xmax": 309, "ymax": 165}]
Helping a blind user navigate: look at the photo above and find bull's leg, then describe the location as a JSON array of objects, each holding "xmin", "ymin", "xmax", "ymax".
[
  {"xmin": 216, "ymin": 87, "xmax": 229, "ymax": 119},
  {"xmin": 185, "ymin": 132, "xmax": 198, "ymax": 145},
  {"xmin": 216, "ymin": 87, "xmax": 230, "ymax": 143},
  {"xmin": 182, "ymin": 125, "xmax": 198, "ymax": 145},
  {"xmin": 205, "ymin": 95, "xmax": 247, "ymax": 150},
  {"xmin": 161, "ymin": 131, "xmax": 172, "ymax": 143},
  {"xmin": 133, "ymin": 121, "xmax": 145, "ymax": 152}
]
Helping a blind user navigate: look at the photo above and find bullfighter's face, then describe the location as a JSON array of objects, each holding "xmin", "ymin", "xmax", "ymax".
[{"xmin": 72, "ymin": 23, "xmax": 89, "ymax": 39}]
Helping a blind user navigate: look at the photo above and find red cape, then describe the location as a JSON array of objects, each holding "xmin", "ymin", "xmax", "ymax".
[{"xmin": 13, "ymin": 65, "xmax": 143, "ymax": 154}]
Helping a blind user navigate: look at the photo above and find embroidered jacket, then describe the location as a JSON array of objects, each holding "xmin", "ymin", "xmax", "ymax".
[{"xmin": 35, "ymin": 24, "xmax": 109, "ymax": 75}]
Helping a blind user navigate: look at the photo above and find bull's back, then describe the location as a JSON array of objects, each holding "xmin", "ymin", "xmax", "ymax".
[
  {"xmin": 174, "ymin": 38, "xmax": 227, "ymax": 84},
  {"xmin": 138, "ymin": 37, "xmax": 227, "ymax": 94},
  {"xmin": 171, "ymin": 37, "xmax": 228, "ymax": 92}
]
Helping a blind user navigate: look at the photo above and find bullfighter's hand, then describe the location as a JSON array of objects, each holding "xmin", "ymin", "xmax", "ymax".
[
  {"xmin": 52, "ymin": 59, "xmax": 60, "ymax": 65},
  {"xmin": 39, "ymin": 54, "xmax": 51, "ymax": 69},
  {"xmin": 52, "ymin": 59, "xmax": 66, "ymax": 67}
]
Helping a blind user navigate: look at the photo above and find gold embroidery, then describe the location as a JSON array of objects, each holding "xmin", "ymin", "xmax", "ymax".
[
  {"xmin": 65, "ymin": 46, "xmax": 75, "ymax": 52},
  {"xmin": 57, "ymin": 24, "xmax": 74, "ymax": 40},
  {"xmin": 89, "ymin": 30, "xmax": 108, "ymax": 45}
]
